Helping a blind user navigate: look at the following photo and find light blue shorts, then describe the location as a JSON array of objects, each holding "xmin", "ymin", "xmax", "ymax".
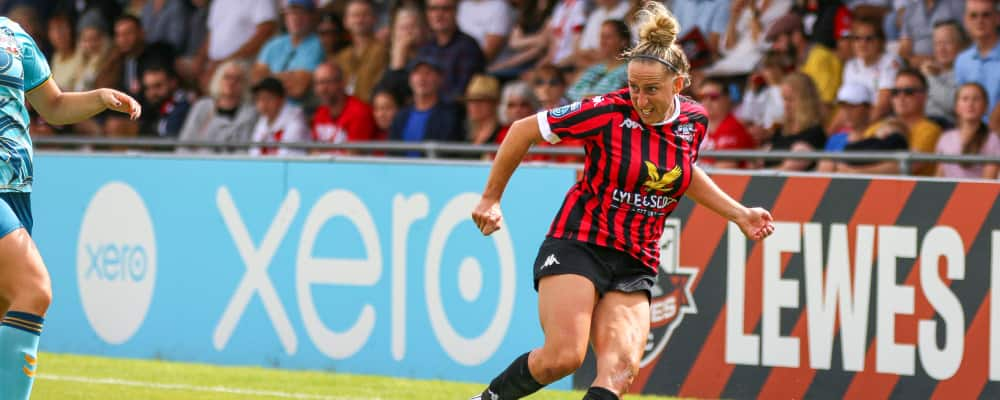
[{"xmin": 0, "ymin": 192, "xmax": 31, "ymax": 238}]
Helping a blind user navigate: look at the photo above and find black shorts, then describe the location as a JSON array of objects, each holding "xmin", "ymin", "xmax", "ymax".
[{"xmin": 532, "ymin": 237, "xmax": 657, "ymax": 299}]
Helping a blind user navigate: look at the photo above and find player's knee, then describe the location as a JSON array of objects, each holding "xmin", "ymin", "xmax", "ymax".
[
  {"xmin": 539, "ymin": 347, "xmax": 586, "ymax": 379},
  {"xmin": 8, "ymin": 271, "xmax": 51, "ymax": 314}
]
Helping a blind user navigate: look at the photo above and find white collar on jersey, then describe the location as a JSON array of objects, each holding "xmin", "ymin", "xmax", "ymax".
[{"xmin": 652, "ymin": 95, "xmax": 681, "ymax": 126}]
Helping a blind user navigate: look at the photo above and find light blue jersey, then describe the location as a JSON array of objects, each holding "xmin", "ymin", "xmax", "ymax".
[{"xmin": 0, "ymin": 17, "xmax": 51, "ymax": 192}]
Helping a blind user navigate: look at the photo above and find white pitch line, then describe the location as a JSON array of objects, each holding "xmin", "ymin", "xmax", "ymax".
[{"xmin": 38, "ymin": 374, "xmax": 380, "ymax": 400}]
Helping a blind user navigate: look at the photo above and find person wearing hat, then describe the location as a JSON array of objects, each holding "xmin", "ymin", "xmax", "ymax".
[
  {"xmin": 249, "ymin": 77, "xmax": 309, "ymax": 156},
  {"xmin": 388, "ymin": 57, "xmax": 464, "ymax": 155},
  {"xmin": 767, "ymin": 12, "xmax": 843, "ymax": 106},
  {"xmin": 818, "ymin": 77, "xmax": 911, "ymax": 174},
  {"xmin": 464, "ymin": 74, "xmax": 504, "ymax": 146},
  {"xmin": 252, "ymin": 0, "xmax": 325, "ymax": 101},
  {"xmin": 311, "ymin": 61, "xmax": 378, "ymax": 152}
]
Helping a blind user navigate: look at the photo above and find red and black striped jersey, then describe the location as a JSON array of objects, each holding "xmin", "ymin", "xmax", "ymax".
[{"xmin": 536, "ymin": 89, "xmax": 708, "ymax": 272}]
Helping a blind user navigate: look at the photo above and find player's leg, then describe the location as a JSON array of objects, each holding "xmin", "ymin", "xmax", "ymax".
[
  {"xmin": 585, "ymin": 290, "xmax": 650, "ymax": 400},
  {"xmin": 476, "ymin": 274, "xmax": 599, "ymax": 400},
  {"xmin": 0, "ymin": 193, "xmax": 50, "ymax": 400}
]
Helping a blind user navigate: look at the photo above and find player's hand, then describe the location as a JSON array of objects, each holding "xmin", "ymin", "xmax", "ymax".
[
  {"xmin": 471, "ymin": 197, "xmax": 503, "ymax": 236},
  {"xmin": 735, "ymin": 207, "xmax": 774, "ymax": 241},
  {"xmin": 100, "ymin": 88, "xmax": 142, "ymax": 120}
]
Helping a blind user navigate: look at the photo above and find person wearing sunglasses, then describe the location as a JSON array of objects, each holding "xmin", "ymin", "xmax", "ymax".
[
  {"xmin": 531, "ymin": 64, "xmax": 570, "ymax": 110},
  {"xmin": 862, "ymin": 68, "xmax": 943, "ymax": 175},
  {"xmin": 697, "ymin": 78, "xmax": 754, "ymax": 169},
  {"xmin": 841, "ymin": 16, "xmax": 899, "ymax": 122}
]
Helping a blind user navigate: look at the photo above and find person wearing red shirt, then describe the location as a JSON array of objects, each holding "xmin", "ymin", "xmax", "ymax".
[
  {"xmin": 697, "ymin": 78, "xmax": 754, "ymax": 169},
  {"xmin": 469, "ymin": 3, "xmax": 775, "ymax": 400},
  {"xmin": 311, "ymin": 61, "xmax": 377, "ymax": 153}
]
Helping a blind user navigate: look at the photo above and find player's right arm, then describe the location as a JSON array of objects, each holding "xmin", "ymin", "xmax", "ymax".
[
  {"xmin": 26, "ymin": 79, "xmax": 141, "ymax": 125},
  {"xmin": 472, "ymin": 115, "xmax": 543, "ymax": 236}
]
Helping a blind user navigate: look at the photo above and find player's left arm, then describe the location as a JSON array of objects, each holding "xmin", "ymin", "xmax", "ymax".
[
  {"xmin": 26, "ymin": 79, "xmax": 141, "ymax": 125},
  {"xmin": 684, "ymin": 165, "xmax": 774, "ymax": 241}
]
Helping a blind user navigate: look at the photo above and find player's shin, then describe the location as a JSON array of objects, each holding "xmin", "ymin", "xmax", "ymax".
[
  {"xmin": 0, "ymin": 311, "xmax": 43, "ymax": 400},
  {"xmin": 477, "ymin": 351, "xmax": 545, "ymax": 399}
]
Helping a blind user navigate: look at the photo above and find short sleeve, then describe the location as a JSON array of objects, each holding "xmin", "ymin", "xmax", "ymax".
[
  {"xmin": 536, "ymin": 95, "xmax": 620, "ymax": 144},
  {"xmin": 257, "ymin": 37, "xmax": 278, "ymax": 64},
  {"xmin": 252, "ymin": 0, "xmax": 278, "ymax": 25},
  {"xmin": 18, "ymin": 31, "xmax": 50, "ymax": 92}
]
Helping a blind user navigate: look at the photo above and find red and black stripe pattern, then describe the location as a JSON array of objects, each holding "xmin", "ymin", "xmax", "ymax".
[
  {"xmin": 571, "ymin": 174, "xmax": 1000, "ymax": 399},
  {"xmin": 537, "ymin": 89, "xmax": 708, "ymax": 272}
]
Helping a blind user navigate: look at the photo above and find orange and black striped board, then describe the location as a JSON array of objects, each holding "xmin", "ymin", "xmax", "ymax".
[{"xmin": 572, "ymin": 173, "xmax": 1000, "ymax": 399}]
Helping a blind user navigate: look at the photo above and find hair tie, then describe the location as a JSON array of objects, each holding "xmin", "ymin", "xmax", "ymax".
[{"xmin": 629, "ymin": 54, "xmax": 679, "ymax": 73}]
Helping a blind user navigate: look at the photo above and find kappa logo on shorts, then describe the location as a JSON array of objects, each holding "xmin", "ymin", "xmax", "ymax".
[
  {"xmin": 541, "ymin": 254, "xmax": 560, "ymax": 269},
  {"xmin": 640, "ymin": 219, "xmax": 697, "ymax": 369}
]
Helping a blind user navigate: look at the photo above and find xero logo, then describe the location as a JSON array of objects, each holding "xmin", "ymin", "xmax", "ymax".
[{"xmin": 77, "ymin": 182, "xmax": 157, "ymax": 344}]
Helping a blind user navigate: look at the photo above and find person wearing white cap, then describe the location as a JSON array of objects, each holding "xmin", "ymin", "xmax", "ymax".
[{"xmin": 824, "ymin": 82, "xmax": 874, "ymax": 153}]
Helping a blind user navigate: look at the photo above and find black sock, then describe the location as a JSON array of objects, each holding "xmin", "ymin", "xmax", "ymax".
[
  {"xmin": 582, "ymin": 386, "xmax": 619, "ymax": 400},
  {"xmin": 484, "ymin": 352, "xmax": 544, "ymax": 399}
]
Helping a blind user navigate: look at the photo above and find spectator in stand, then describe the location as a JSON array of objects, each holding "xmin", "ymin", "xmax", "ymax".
[
  {"xmin": 936, "ymin": 82, "xmax": 1000, "ymax": 179},
  {"xmin": 697, "ymin": 78, "xmax": 755, "ymax": 169},
  {"xmin": 457, "ymin": 0, "xmax": 515, "ymax": 62},
  {"xmin": 923, "ymin": 20, "xmax": 967, "ymax": 128},
  {"xmin": 573, "ymin": 0, "xmax": 630, "ymax": 68},
  {"xmin": 766, "ymin": 13, "xmax": 843, "ymax": 107},
  {"xmin": 764, "ymin": 72, "xmax": 827, "ymax": 171},
  {"xmin": 176, "ymin": 0, "xmax": 210, "ymax": 85},
  {"xmin": 532, "ymin": 64, "xmax": 571, "ymax": 110},
  {"xmin": 196, "ymin": 0, "xmax": 278, "ymax": 91},
  {"xmin": 179, "ymin": 61, "xmax": 258, "ymax": 153},
  {"xmin": 464, "ymin": 74, "xmax": 505, "ymax": 146},
  {"xmin": 819, "ymin": 82, "xmax": 908, "ymax": 174},
  {"xmin": 824, "ymin": 82, "xmax": 875, "ymax": 152},
  {"xmin": 335, "ymin": 0, "xmax": 389, "ymax": 103},
  {"xmin": 70, "ymin": 14, "xmax": 112, "ymax": 92},
  {"xmin": 253, "ymin": 0, "xmax": 325, "ymax": 102},
  {"xmin": 47, "ymin": 14, "xmax": 81, "ymax": 92},
  {"xmin": 703, "ymin": 0, "xmax": 793, "ymax": 77},
  {"xmin": 250, "ymin": 77, "xmax": 309, "ymax": 156},
  {"xmin": 140, "ymin": 0, "xmax": 191, "ymax": 52},
  {"xmin": 139, "ymin": 64, "xmax": 193, "ymax": 138},
  {"xmin": 499, "ymin": 80, "xmax": 540, "ymax": 131},
  {"xmin": 865, "ymin": 68, "xmax": 943, "ymax": 174},
  {"xmin": 487, "ymin": 0, "xmax": 556, "ymax": 80},
  {"xmin": 959, "ymin": 0, "xmax": 1000, "ymax": 128},
  {"xmin": 416, "ymin": 0, "xmax": 486, "ymax": 102},
  {"xmin": 669, "ymin": 0, "xmax": 731, "ymax": 59},
  {"xmin": 842, "ymin": 16, "xmax": 900, "ymax": 121},
  {"xmin": 371, "ymin": 88, "xmax": 402, "ymax": 139},
  {"xmin": 566, "ymin": 20, "xmax": 630, "ymax": 101},
  {"xmin": 389, "ymin": 58, "xmax": 464, "ymax": 155},
  {"xmin": 737, "ymin": 51, "xmax": 789, "ymax": 145},
  {"xmin": 95, "ymin": 15, "xmax": 147, "ymax": 99},
  {"xmin": 318, "ymin": 12, "xmax": 351, "ymax": 59},
  {"xmin": 540, "ymin": 0, "xmax": 587, "ymax": 68},
  {"xmin": 311, "ymin": 62, "xmax": 378, "ymax": 152},
  {"xmin": 374, "ymin": 6, "xmax": 429, "ymax": 106},
  {"xmin": 897, "ymin": 0, "xmax": 965, "ymax": 67}
]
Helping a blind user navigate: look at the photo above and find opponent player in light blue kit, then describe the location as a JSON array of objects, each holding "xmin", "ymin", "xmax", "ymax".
[{"xmin": 0, "ymin": 16, "xmax": 141, "ymax": 399}]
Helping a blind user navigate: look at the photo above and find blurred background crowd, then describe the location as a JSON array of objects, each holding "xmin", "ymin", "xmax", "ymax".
[{"xmin": 6, "ymin": 0, "xmax": 1000, "ymax": 178}]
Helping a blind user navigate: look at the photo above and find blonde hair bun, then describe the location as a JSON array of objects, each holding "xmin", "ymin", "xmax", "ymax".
[{"xmin": 636, "ymin": 1, "xmax": 679, "ymax": 48}]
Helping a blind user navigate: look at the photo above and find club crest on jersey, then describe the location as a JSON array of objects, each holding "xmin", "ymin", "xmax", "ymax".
[
  {"xmin": 549, "ymin": 101, "xmax": 581, "ymax": 118},
  {"xmin": 674, "ymin": 122, "xmax": 695, "ymax": 142},
  {"xmin": 640, "ymin": 219, "xmax": 697, "ymax": 370},
  {"xmin": 643, "ymin": 161, "xmax": 682, "ymax": 193},
  {"xmin": 590, "ymin": 95, "xmax": 604, "ymax": 104},
  {"xmin": 0, "ymin": 27, "xmax": 20, "ymax": 59}
]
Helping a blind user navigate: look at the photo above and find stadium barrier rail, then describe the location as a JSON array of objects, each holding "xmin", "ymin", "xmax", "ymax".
[
  {"xmin": 33, "ymin": 136, "xmax": 1000, "ymax": 176},
  {"xmin": 32, "ymin": 153, "xmax": 1000, "ymax": 398}
]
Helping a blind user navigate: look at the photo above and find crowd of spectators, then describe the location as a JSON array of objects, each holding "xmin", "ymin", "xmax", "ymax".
[{"xmin": 8, "ymin": 0, "xmax": 1000, "ymax": 179}]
